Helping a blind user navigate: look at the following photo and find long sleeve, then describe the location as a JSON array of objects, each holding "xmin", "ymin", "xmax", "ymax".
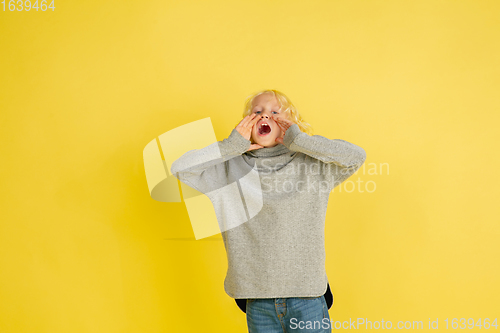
[
  {"xmin": 282, "ymin": 123, "xmax": 367, "ymax": 187},
  {"xmin": 170, "ymin": 128, "xmax": 251, "ymax": 193}
]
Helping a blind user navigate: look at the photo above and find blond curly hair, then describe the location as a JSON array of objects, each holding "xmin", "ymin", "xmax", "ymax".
[{"xmin": 240, "ymin": 89, "xmax": 313, "ymax": 136}]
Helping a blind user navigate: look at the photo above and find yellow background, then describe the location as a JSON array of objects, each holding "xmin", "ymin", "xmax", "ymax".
[{"xmin": 1, "ymin": 0, "xmax": 499, "ymax": 332}]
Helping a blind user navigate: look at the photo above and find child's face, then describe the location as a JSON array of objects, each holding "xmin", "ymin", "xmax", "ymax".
[{"xmin": 250, "ymin": 93, "xmax": 289, "ymax": 148}]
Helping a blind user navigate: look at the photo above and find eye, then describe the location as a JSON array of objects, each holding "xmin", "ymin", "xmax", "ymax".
[
  {"xmin": 255, "ymin": 111, "xmax": 261, "ymax": 114},
  {"xmin": 272, "ymin": 111, "xmax": 278, "ymax": 114}
]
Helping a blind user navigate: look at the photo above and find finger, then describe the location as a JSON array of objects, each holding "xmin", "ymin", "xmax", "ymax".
[
  {"xmin": 272, "ymin": 115, "xmax": 285, "ymax": 126},
  {"xmin": 273, "ymin": 114, "xmax": 291, "ymax": 123},
  {"xmin": 275, "ymin": 123, "xmax": 285, "ymax": 133},
  {"xmin": 242, "ymin": 113, "xmax": 256, "ymax": 127},
  {"xmin": 248, "ymin": 114, "xmax": 261, "ymax": 127},
  {"xmin": 274, "ymin": 116, "xmax": 292, "ymax": 126},
  {"xmin": 275, "ymin": 119, "xmax": 287, "ymax": 130},
  {"xmin": 243, "ymin": 113, "xmax": 257, "ymax": 127},
  {"xmin": 277, "ymin": 120, "xmax": 291, "ymax": 130},
  {"xmin": 238, "ymin": 114, "xmax": 251, "ymax": 127},
  {"xmin": 246, "ymin": 118, "xmax": 260, "ymax": 132}
]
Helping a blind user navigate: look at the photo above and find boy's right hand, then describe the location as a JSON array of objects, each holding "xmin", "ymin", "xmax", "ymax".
[{"xmin": 235, "ymin": 114, "xmax": 263, "ymax": 151}]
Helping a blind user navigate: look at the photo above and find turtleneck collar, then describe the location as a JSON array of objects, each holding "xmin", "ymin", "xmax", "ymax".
[{"xmin": 244, "ymin": 143, "xmax": 291, "ymax": 158}]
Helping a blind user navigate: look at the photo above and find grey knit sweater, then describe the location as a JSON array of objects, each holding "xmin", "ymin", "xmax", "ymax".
[{"xmin": 170, "ymin": 123, "xmax": 366, "ymax": 299}]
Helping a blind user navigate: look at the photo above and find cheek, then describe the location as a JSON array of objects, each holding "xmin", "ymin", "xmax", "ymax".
[{"xmin": 250, "ymin": 131, "xmax": 259, "ymax": 143}]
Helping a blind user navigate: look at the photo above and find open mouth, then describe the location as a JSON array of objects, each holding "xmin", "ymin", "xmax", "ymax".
[{"xmin": 258, "ymin": 122, "xmax": 272, "ymax": 136}]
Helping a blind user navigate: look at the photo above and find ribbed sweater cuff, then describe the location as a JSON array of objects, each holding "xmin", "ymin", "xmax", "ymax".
[
  {"xmin": 283, "ymin": 123, "xmax": 302, "ymax": 148},
  {"xmin": 225, "ymin": 128, "xmax": 251, "ymax": 154}
]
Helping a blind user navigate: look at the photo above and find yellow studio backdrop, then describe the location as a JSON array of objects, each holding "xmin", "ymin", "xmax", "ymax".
[{"xmin": 1, "ymin": 0, "xmax": 499, "ymax": 332}]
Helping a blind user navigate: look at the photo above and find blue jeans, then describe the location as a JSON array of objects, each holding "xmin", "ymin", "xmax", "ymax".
[{"xmin": 246, "ymin": 296, "xmax": 332, "ymax": 333}]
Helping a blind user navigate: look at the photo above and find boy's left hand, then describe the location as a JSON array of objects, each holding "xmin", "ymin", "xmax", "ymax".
[{"xmin": 272, "ymin": 114, "xmax": 294, "ymax": 144}]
